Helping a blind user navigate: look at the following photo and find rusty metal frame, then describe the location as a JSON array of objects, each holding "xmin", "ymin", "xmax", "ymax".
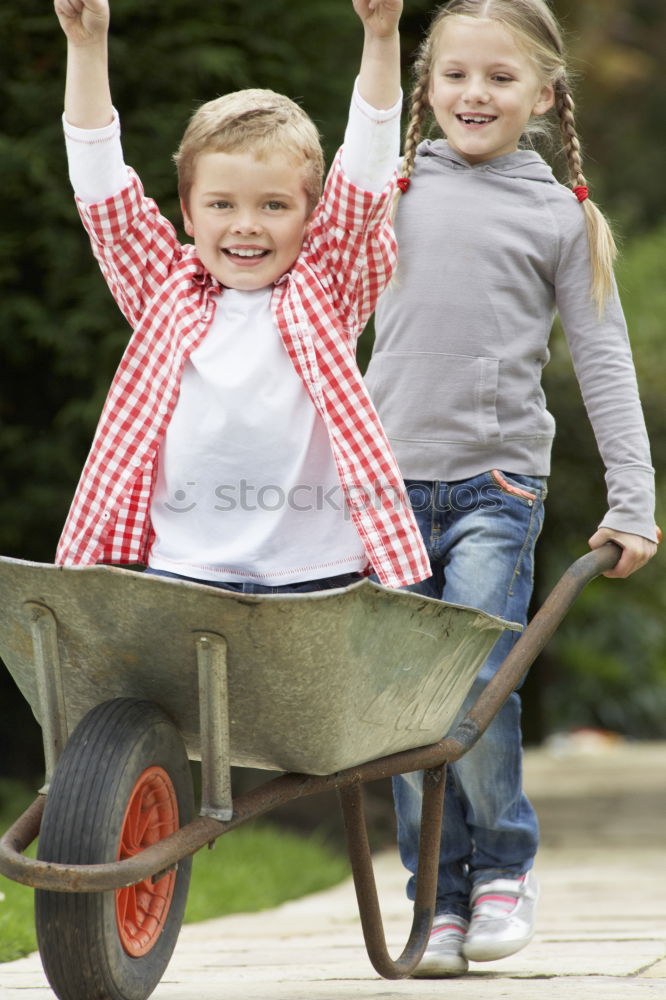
[
  {"xmin": 339, "ymin": 765, "xmax": 448, "ymax": 978},
  {"xmin": 0, "ymin": 543, "xmax": 619, "ymax": 977}
]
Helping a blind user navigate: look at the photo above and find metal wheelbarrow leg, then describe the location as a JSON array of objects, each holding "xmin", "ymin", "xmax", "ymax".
[{"xmin": 339, "ymin": 764, "xmax": 447, "ymax": 979}]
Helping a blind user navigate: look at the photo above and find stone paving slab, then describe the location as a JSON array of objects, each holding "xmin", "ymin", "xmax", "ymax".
[{"xmin": 1, "ymin": 740, "xmax": 664, "ymax": 999}]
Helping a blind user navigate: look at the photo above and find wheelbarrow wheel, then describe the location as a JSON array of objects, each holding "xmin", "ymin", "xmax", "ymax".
[{"xmin": 35, "ymin": 697, "xmax": 194, "ymax": 1000}]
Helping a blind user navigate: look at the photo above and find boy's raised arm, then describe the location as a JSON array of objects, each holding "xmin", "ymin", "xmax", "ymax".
[
  {"xmin": 353, "ymin": 0, "xmax": 402, "ymax": 110},
  {"xmin": 54, "ymin": 0, "xmax": 113, "ymax": 128}
]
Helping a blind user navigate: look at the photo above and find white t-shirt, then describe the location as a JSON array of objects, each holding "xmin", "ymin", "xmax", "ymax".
[{"xmin": 149, "ymin": 286, "xmax": 368, "ymax": 582}]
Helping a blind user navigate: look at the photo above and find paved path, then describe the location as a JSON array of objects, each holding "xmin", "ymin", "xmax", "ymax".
[{"xmin": 2, "ymin": 739, "xmax": 665, "ymax": 998}]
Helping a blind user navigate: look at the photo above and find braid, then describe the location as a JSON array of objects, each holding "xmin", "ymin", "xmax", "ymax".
[
  {"xmin": 402, "ymin": 78, "xmax": 429, "ymax": 180},
  {"xmin": 554, "ymin": 78, "xmax": 586, "ymax": 189},
  {"xmin": 554, "ymin": 76, "xmax": 617, "ymax": 314},
  {"xmin": 393, "ymin": 31, "xmax": 436, "ymax": 215}
]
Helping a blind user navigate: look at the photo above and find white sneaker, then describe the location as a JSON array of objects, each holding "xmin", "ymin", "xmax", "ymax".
[
  {"xmin": 463, "ymin": 870, "xmax": 539, "ymax": 961},
  {"xmin": 412, "ymin": 914, "xmax": 469, "ymax": 977}
]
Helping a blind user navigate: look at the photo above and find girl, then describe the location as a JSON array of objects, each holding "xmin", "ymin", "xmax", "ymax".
[{"xmin": 364, "ymin": 0, "xmax": 658, "ymax": 978}]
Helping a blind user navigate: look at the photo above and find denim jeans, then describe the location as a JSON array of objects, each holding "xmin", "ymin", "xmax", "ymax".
[
  {"xmin": 145, "ymin": 568, "xmax": 364, "ymax": 594},
  {"xmin": 394, "ymin": 471, "xmax": 547, "ymax": 920}
]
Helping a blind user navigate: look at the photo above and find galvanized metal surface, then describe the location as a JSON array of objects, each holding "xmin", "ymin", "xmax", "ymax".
[
  {"xmin": 0, "ymin": 556, "xmax": 511, "ymax": 775},
  {"xmin": 0, "ymin": 544, "xmax": 619, "ymax": 898},
  {"xmin": 196, "ymin": 633, "xmax": 233, "ymax": 821},
  {"xmin": 25, "ymin": 603, "xmax": 67, "ymax": 791}
]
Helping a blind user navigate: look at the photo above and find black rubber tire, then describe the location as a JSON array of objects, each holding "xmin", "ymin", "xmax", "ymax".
[{"xmin": 35, "ymin": 698, "xmax": 194, "ymax": 1000}]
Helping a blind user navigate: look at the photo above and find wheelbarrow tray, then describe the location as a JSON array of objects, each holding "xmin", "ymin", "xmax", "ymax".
[
  {"xmin": 0, "ymin": 556, "xmax": 516, "ymax": 776},
  {"xmin": 0, "ymin": 546, "xmax": 620, "ymax": 993}
]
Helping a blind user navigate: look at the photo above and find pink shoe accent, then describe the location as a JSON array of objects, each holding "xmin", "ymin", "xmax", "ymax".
[
  {"xmin": 430, "ymin": 922, "xmax": 466, "ymax": 938},
  {"xmin": 472, "ymin": 893, "xmax": 516, "ymax": 913}
]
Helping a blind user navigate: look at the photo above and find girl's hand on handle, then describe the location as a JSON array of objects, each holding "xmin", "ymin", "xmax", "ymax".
[
  {"xmin": 54, "ymin": 0, "xmax": 109, "ymax": 46},
  {"xmin": 353, "ymin": 0, "xmax": 403, "ymax": 39},
  {"xmin": 588, "ymin": 526, "xmax": 659, "ymax": 579}
]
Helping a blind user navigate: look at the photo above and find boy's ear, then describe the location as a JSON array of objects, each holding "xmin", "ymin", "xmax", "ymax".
[
  {"xmin": 303, "ymin": 208, "xmax": 317, "ymax": 240},
  {"xmin": 180, "ymin": 198, "xmax": 195, "ymax": 238},
  {"xmin": 533, "ymin": 83, "xmax": 555, "ymax": 117}
]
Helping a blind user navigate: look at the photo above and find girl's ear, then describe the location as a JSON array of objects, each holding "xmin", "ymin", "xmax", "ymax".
[
  {"xmin": 533, "ymin": 83, "xmax": 555, "ymax": 117},
  {"xmin": 181, "ymin": 199, "xmax": 195, "ymax": 238}
]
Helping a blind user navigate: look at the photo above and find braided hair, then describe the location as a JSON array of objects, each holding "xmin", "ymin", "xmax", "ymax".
[
  {"xmin": 553, "ymin": 76, "xmax": 617, "ymax": 310},
  {"xmin": 397, "ymin": 0, "xmax": 616, "ymax": 313}
]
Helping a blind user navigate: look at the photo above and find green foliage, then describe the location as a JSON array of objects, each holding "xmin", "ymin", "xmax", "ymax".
[
  {"xmin": 537, "ymin": 221, "xmax": 666, "ymax": 738},
  {"xmin": 540, "ymin": 583, "xmax": 666, "ymax": 737},
  {"xmin": 554, "ymin": 0, "xmax": 666, "ymax": 232}
]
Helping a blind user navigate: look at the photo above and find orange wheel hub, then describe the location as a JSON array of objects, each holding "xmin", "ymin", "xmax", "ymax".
[{"xmin": 115, "ymin": 766, "xmax": 179, "ymax": 956}]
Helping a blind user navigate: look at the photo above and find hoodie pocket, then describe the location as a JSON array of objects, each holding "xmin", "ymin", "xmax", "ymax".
[{"xmin": 365, "ymin": 351, "xmax": 501, "ymax": 446}]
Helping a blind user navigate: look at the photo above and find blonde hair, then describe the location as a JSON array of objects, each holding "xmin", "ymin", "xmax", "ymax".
[
  {"xmin": 399, "ymin": 0, "xmax": 616, "ymax": 313},
  {"xmin": 174, "ymin": 89, "xmax": 324, "ymax": 215}
]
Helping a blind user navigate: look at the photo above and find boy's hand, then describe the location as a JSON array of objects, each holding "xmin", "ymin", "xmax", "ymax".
[
  {"xmin": 54, "ymin": 0, "xmax": 109, "ymax": 46},
  {"xmin": 56, "ymin": 0, "xmax": 113, "ymax": 128},
  {"xmin": 353, "ymin": 0, "xmax": 403, "ymax": 38},
  {"xmin": 354, "ymin": 0, "xmax": 402, "ymax": 108},
  {"xmin": 588, "ymin": 526, "xmax": 659, "ymax": 578}
]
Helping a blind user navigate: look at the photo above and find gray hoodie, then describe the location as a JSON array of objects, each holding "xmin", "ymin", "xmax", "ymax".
[{"xmin": 366, "ymin": 139, "xmax": 656, "ymax": 541}]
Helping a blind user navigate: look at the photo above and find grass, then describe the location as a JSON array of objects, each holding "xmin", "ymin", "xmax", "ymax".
[
  {"xmin": 0, "ymin": 777, "xmax": 349, "ymax": 964},
  {"xmin": 0, "ymin": 780, "xmax": 38, "ymax": 964},
  {"xmin": 183, "ymin": 823, "xmax": 348, "ymax": 923}
]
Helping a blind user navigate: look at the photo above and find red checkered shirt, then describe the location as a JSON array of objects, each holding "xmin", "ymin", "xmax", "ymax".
[{"xmin": 56, "ymin": 152, "xmax": 430, "ymax": 588}]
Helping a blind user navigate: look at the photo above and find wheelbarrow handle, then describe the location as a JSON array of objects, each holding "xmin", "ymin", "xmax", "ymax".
[
  {"xmin": 449, "ymin": 541, "xmax": 621, "ymax": 753},
  {"xmin": 572, "ymin": 539, "xmax": 623, "ymax": 576}
]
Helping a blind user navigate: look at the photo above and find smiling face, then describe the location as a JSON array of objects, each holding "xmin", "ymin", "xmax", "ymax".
[
  {"xmin": 428, "ymin": 16, "xmax": 554, "ymax": 165},
  {"xmin": 181, "ymin": 148, "xmax": 313, "ymax": 290}
]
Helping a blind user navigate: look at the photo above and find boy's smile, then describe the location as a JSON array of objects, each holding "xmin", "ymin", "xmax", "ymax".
[
  {"xmin": 181, "ymin": 149, "xmax": 313, "ymax": 290},
  {"xmin": 428, "ymin": 17, "xmax": 554, "ymax": 165}
]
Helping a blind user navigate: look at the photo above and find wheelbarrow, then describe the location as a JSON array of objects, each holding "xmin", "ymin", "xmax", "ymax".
[{"xmin": 0, "ymin": 544, "xmax": 619, "ymax": 1000}]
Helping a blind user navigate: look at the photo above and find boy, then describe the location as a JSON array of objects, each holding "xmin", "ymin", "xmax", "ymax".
[{"xmin": 53, "ymin": 0, "xmax": 429, "ymax": 591}]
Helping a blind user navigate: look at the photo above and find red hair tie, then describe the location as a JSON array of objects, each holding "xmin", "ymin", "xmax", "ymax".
[
  {"xmin": 573, "ymin": 185, "xmax": 589, "ymax": 203},
  {"xmin": 397, "ymin": 177, "xmax": 410, "ymax": 193}
]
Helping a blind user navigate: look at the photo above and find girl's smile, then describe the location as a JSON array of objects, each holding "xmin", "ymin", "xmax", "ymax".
[
  {"xmin": 428, "ymin": 16, "xmax": 554, "ymax": 164},
  {"xmin": 456, "ymin": 112, "xmax": 497, "ymax": 129}
]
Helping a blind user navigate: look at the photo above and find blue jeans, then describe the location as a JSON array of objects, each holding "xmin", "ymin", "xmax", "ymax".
[
  {"xmin": 394, "ymin": 472, "xmax": 547, "ymax": 920},
  {"xmin": 145, "ymin": 568, "xmax": 364, "ymax": 594}
]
